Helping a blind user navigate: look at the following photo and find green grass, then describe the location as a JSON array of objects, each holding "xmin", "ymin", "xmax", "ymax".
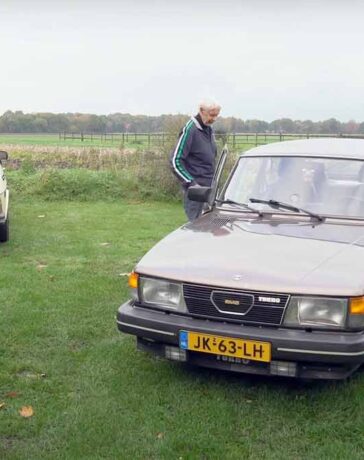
[
  {"xmin": 0, "ymin": 134, "xmax": 64, "ymax": 146},
  {"xmin": 0, "ymin": 133, "xmax": 308, "ymax": 152},
  {"xmin": 0, "ymin": 133, "xmax": 101, "ymax": 147},
  {"xmin": 2, "ymin": 197, "xmax": 364, "ymax": 459},
  {"xmin": 0, "ymin": 133, "xmax": 161, "ymax": 149}
]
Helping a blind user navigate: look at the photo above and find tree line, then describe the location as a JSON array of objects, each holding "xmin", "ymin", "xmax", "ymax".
[{"xmin": 1, "ymin": 110, "xmax": 364, "ymax": 135}]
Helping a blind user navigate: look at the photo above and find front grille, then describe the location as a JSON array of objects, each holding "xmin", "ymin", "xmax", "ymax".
[{"xmin": 183, "ymin": 283, "xmax": 290, "ymax": 326}]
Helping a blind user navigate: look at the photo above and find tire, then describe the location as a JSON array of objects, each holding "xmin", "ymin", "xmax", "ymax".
[{"xmin": 0, "ymin": 214, "xmax": 9, "ymax": 242}]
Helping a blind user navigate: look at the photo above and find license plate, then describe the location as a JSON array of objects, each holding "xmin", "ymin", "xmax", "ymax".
[{"xmin": 179, "ymin": 331, "xmax": 271, "ymax": 363}]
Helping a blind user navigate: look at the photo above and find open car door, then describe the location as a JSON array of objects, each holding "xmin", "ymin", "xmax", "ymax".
[{"xmin": 208, "ymin": 144, "xmax": 229, "ymax": 207}]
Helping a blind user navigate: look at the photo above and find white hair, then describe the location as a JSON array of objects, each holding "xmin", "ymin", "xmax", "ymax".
[{"xmin": 198, "ymin": 98, "xmax": 221, "ymax": 112}]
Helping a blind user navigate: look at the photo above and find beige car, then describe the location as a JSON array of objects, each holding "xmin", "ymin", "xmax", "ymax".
[{"xmin": 117, "ymin": 138, "xmax": 364, "ymax": 379}]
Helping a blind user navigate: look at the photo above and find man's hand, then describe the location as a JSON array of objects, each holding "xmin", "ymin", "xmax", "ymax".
[{"xmin": 183, "ymin": 180, "xmax": 198, "ymax": 190}]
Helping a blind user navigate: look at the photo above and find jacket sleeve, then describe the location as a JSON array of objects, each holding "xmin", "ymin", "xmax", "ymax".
[{"xmin": 170, "ymin": 119, "xmax": 195, "ymax": 186}]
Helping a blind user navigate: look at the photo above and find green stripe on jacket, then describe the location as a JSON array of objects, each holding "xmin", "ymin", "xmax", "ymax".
[{"xmin": 175, "ymin": 120, "xmax": 194, "ymax": 181}]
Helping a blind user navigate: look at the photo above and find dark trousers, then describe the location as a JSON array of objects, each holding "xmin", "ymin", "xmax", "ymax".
[{"xmin": 183, "ymin": 190, "xmax": 204, "ymax": 221}]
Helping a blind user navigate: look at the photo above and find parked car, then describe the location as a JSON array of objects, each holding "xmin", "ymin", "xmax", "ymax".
[
  {"xmin": 0, "ymin": 151, "xmax": 9, "ymax": 243},
  {"xmin": 117, "ymin": 138, "xmax": 364, "ymax": 379}
]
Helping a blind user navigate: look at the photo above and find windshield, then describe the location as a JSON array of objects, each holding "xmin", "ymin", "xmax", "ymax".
[{"xmin": 223, "ymin": 156, "xmax": 364, "ymax": 218}]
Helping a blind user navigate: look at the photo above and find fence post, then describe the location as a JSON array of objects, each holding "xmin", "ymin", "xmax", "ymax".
[
  {"xmin": 255, "ymin": 133, "xmax": 258, "ymax": 146},
  {"xmin": 233, "ymin": 133, "xmax": 236, "ymax": 150},
  {"xmin": 148, "ymin": 133, "xmax": 151, "ymax": 148}
]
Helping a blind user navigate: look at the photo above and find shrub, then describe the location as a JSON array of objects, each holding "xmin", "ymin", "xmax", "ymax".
[
  {"xmin": 4, "ymin": 141, "xmax": 239, "ymax": 203},
  {"xmin": 7, "ymin": 166, "xmax": 181, "ymax": 202}
]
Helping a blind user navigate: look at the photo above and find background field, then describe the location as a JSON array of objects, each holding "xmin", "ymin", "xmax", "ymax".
[
  {"xmin": 0, "ymin": 132, "xmax": 307, "ymax": 151},
  {"xmin": 0, "ymin": 133, "xmax": 156, "ymax": 149},
  {"xmin": 1, "ymin": 135, "xmax": 364, "ymax": 459}
]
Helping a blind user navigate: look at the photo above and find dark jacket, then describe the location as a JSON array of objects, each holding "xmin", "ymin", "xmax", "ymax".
[{"xmin": 170, "ymin": 115, "xmax": 217, "ymax": 187}]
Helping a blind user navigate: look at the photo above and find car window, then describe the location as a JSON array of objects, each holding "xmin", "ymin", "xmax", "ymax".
[
  {"xmin": 224, "ymin": 156, "xmax": 364, "ymax": 218},
  {"xmin": 326, "ymin": 160, "xmax": 364, "ymax": 181}
]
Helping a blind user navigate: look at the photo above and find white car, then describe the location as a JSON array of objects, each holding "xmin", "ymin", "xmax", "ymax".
[{"xmin": 0, "ymin": 151, "xmax": 9, "ymax": 242}]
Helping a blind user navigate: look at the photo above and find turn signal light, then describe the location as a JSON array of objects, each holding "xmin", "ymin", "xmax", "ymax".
[
  {"xmin": 349, "ymin": 297, "xmax": 364, "ymax": 315},
  {"xmin": 128, "ymin": 271, "xmax": 139, "ymax": 289}
]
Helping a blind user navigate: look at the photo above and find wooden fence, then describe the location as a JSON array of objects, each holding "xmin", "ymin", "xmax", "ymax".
[
  {"xmin": 59, "ymin": 132, "xmax": 166, "ymax": 147},
  {"xmin": 59, "ymin": 132, "xmax": 364, "ymax": 150}
]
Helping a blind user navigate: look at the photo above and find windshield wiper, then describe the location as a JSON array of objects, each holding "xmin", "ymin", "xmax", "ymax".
[
  {"xmin": 216, "ymin": 199, "xmax": 263, "ymax": 216},
  {"xmin": 249, "ymin": 197, "xmax": 324, "ymax": 221}
]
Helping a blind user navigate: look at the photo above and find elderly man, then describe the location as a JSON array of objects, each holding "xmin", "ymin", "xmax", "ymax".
[{"xmin": 170, "ymin": 99, "xmax": 221, "ymax": 221}]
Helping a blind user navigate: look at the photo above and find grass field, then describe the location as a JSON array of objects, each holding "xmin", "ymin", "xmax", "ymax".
[
  {"xmin": 0, "ymin": 133, "xmax": 303, "ymax": 152},
  {"xmin": 0, "ymin": 134, "xmax": 126, "ymax": 148},
  {"xmin": 0, "ymin": 133, "xmax": 155, "ymax": 149},
  {"xmin": 2, "ymin": 197, "xmax": 364, "ymax": 459},
  {"xmin": 1, "ymin": 136, "xmax": 364, "ymax": 459}
]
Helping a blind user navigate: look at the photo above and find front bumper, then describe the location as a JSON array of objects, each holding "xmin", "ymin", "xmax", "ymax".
[{"xmin": 117, "ymin": 300, "xmax": 364, "ymax": 379}]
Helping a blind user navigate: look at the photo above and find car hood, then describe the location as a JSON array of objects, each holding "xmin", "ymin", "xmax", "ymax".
[{"xmin": 136, "ymin": 211, "xmax": 364, "ymax": 296}]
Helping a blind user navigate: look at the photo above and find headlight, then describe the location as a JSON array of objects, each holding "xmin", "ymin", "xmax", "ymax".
[
  {"xmin": 139, "ymin": 277, "xmax": 187, "ymax": 312},
  {"xmin": 283, "ymin": 296, "xmax": 347, "ymax": 329}
]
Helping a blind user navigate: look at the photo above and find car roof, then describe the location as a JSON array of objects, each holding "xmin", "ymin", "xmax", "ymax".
[{"xmin": 241, "ymin": 137, "xmax": 364, "ymax": 160}]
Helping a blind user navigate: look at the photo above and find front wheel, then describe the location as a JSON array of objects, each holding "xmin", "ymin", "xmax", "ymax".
[{"xmin": 0, "ymin": 215, "xmax": 9, "ymax": 242}]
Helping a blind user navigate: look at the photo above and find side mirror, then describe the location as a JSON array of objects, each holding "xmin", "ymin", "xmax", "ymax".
[
  {"xmin": 0, "ymin": 151, "xmax": 8, "ymax": 161},
  {"xmin": 187, "ymin": 185, "xmax": 212, "ymax": 203}
]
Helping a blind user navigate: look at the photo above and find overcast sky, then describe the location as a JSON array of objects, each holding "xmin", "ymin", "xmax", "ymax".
[{"xmin": 1, "ymin": 0, "xmax": 364, "ymax": 121}]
